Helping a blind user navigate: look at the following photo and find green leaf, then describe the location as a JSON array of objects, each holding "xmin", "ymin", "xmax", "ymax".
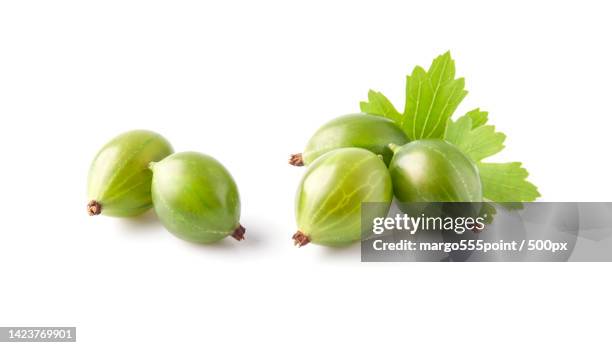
[
  {"xmin": 445, "ymin": 110, "xmax": 506, "ymax": 162},
  {"xmin": 477, "ymin": 162, "xmax": 540, "ymax": 202},
  {"xmin": 359, "ymin": 90, "xmax": 402, "ymax": 123},
  {"xmin": 402, "ymin": 52, "xmax": 468, "ymax": 140},
  {"xmin": 446, "ymin": 112, "xmax": 539, "ymax": 202},
  {"xmin": 359, "ymin": 52, "xmax": 539, "ymax": 202},
  {"xmin": 359, "ymin": 51, "xmax": 467, "ymax": 140},
  {"xmin": 445, "ymin": 110, "xmax": 539, "ymax": 201},
  {"xmin": 465, "ymin": 108, "xmax": 488, "ymax": 128}
]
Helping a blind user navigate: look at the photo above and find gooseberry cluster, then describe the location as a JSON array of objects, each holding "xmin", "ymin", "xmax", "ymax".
[{"xmin": 290, "ymin": 114, "xmax": 482, "ymax": 247}]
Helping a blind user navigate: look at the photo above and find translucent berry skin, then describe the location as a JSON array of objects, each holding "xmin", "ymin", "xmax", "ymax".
[
  {"xmin": 150, "ymin": 152, "xmax": 241, "ymax": 244},
  {"xmin": 295, "ymin": 148, "xmax": 393, "ymax": 247},
  {"xmin": 388, "ymin": 140, "xmax": 482, "ymax": 203},
  {"xmin": 87, "ymin": 130, "xmax": 174, "ymax": 217},
  {"xmin": 301, "ymin": 114, "xmax": 409, "ymax": 166}
]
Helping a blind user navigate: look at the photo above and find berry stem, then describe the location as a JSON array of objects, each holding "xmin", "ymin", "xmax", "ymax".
[
  {"xmin": 231, "ymin": 224, "xmax": 246, "ymax": 241},
  {"xmin": 292, "ymin": 231, "xmax": 310, "ymax": 247},
  {"xmin": 388, "ymin": 143, "xmax": 400, "ymax": 154},
  {"xmin": 289, "ymin": 153, "xmax": 304, "ymax": 166},
  {"xmin": 87, "ymin": 200, "xmax": 102, "ymax": 216}
]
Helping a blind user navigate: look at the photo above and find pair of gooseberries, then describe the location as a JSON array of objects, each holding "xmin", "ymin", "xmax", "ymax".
[
  {"xmin": 291, "ymin": 114, "xmax": 482, "ymax": 247},
  {"xmin": 87, "ymin": 130, "xmax": 245, "ymax": 243}
]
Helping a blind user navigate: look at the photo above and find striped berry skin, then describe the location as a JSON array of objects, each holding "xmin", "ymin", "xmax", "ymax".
[
  {"xmin": 150, "ymin": 152, "xmax": 244, "ymax": 244},
  {"xmin": 294, "ymin": 147, "xmax": 392, "ymax": 247},
  {"xmin": 290, "ymin": 113, "xmax": 408, "ymax": 167},
  {"xmin": 388, "ymin": 139, "xmax": 482, "ymax": 203},
  {"xmin": 87, "ymin": 130, "xmax": 173, "ymax": 217}
]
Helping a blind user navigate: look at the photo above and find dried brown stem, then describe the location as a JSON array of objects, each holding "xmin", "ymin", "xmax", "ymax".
[
  {"xmin": 231, "ymin": 224, "xmax": 246, "ymax": 241},
  {"xmin": 87, "ymin": 200, "xmax": 102, "ymax": 216},
  {"xmin": 289, "ymin": 153, "xmax": 304, "ymax": 166},
  {"xmin": 292, "ymin": 231, "xmax": 310, "ymax": 247}
]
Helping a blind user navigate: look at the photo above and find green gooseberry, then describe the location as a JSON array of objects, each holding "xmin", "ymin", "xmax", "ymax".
[
  {"xmin": 87, "ymin": 130, "xmax": 173, "ymax": 217},
  {"xmin": 289, "ymin": 113, "xmax": 409, "ymax": 167},
  {"xmin": 150, "ymin": 151, "xmax": 244, "ymax": 244},
  {"xmin": 293, "ymin": 147, "xmax": 393, "ymax": 247},
  {"xmin": 388, "ymin": 139, "xmax": 482, "ymax": 203}
]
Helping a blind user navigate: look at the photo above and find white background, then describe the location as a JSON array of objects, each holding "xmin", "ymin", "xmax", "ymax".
[{"xmin": 1, "ymin": 1, "xmax": 611, "ymax": 347}]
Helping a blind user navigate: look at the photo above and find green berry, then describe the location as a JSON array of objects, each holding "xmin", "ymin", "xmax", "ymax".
[
  {"xmin": 150, "ymin": 152, "xmax": 244, "ymax": 244},
  {"xmin": 388, "ymin": 139, "xmax": 482, "ymax": 202},
  {"xmin": 289, "ymin": 113, "xmax": 408, "ymax": 167},
  {"xmin": 294, "ymin": 148, "xmax": 393, "ymax": 247},
  {"xmin": 87, "ymin": 130, "xmax": 173, "ymax": 217}
]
